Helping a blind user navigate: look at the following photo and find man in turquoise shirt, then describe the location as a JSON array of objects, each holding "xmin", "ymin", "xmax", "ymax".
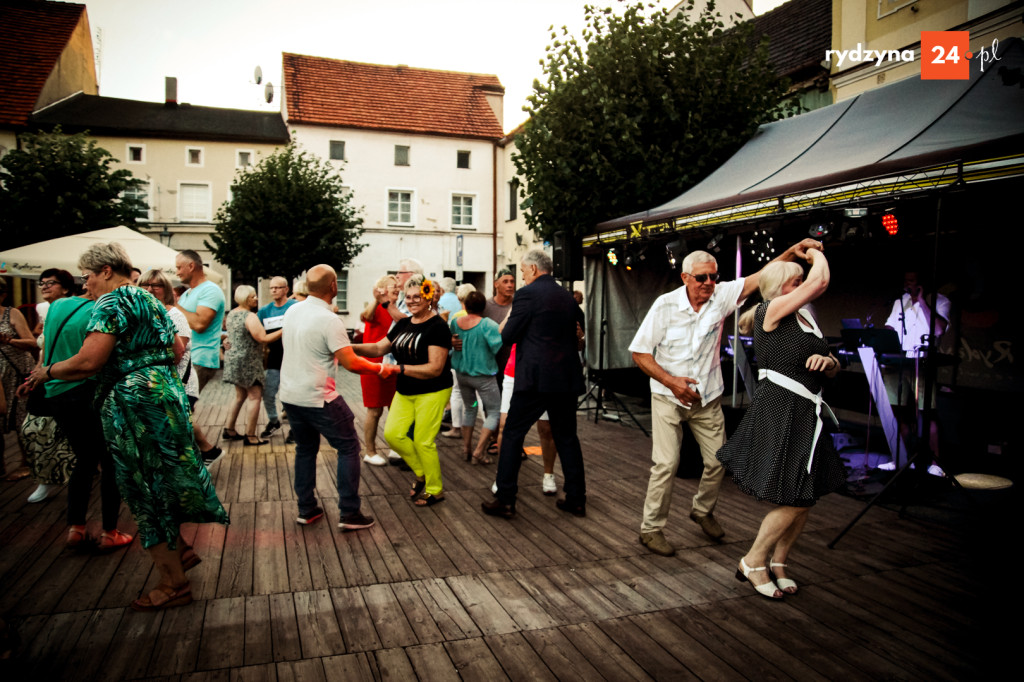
[{"xmin": 174, "ymin": 250, "xmax": 225, "ymax": 393}]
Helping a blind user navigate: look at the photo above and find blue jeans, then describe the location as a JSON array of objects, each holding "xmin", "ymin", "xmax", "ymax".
[
  {"xmin": 263, "ymin": 369, "xmax": 281, "ymax": 422},
  {"xmin": 284, "ymin": 397, "xmax": 362, "ymax": 516}
]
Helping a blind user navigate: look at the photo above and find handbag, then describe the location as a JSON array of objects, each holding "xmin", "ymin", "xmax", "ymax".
[{"xmin": 25, "ymin": 299, "xmax": 91, "ymax": 417}]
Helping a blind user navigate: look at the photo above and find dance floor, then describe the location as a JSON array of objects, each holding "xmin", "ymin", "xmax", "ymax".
[{"xmin": 0, "ymin": 370, "xmax": 1009, "ymax": 680}]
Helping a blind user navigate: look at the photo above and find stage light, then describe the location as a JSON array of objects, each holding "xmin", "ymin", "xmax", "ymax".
[
  {"xmin": 606, "ymin": 248, "xmax": 618, "ymax": 266},
  {"xmin": 882, "ymin": 213, "xmax": 899, "ymax": 235},
  {"xmin": 844, "ymin": 207, "xmax": 868, "ymax": 218},
  {"xmin": 665, "ymin": 239, "xmax": 686, "ymax": 268},
  {"xmin": 747, "ymin": 228, "xmax": 777, "ymax": 263},
  {"xmin": 623, "ymin": 252, "xmax": 634, "ymax": 270},
  {"xmin": 808, "ymin": 223, "xmax": 831, "ymax": 239},
  {"xmin": 707, "ymin": 232, "xmax": 725, "ymax": 253}
]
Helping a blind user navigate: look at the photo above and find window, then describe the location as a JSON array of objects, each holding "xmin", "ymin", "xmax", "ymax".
[
  {"xmin": 451, "ymin": 194, "xmax": 475, "ymax": 228},
  {"xmin": 457, "ymin": 150, "xmax": 470, "ymax": 169},
  {"xmin": 329, "ymin": 140, "xmax": 346, "ymax": 161},
  {"xmin": 394, "ymin": 145, "xmax": 410, "ymax": 166},
  {"xmin": 388, "ymin": 189, "xmax": 413, "ymax": 226},
  {"xmin": 236, "ymin": 150, "xmax": 254, "ymax": 168},
  {"xmin": 185, "ymin": 146, "xmax": 204, "ymax": 167},
  {"xmin": 123, "ymin": 180, "xmax": 151, "ymax": 221},
  {"xmin": 179, "ymin": 183, "xmax": 211, "ymax": 221},
  {"xmin": 335, "ymin": 271, "xmax": 349, "ymax": 313},
  {"xmin": 507, "ymin": 179, "xmax": 519, "ymax": 221},
  {"xmin": 127, "ymin": 144, "xmax": 145, "ymax": 164}
]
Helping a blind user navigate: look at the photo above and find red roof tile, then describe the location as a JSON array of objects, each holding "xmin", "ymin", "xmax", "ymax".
[
  {"xmin": 0, "ymin": 0, "xmax": 88, "ymax": 127},
  {"xmin": 283, "ymin": 53, "xmax": 504, "ymax": 141}
]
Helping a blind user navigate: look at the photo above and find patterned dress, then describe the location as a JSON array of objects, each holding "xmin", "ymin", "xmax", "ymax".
[
  {"xmin": 716, "ymin": 303, "xmax": 847, "ymax": 507},
  {"xmin": 87, "ymin": 286, "xmax": 228, "ymax": 548},
  {"xmin": 222, "ymin": 309, "xmax": 265, "ymax": 388},
  {"xmin": 0, "ymin": 306, "xmax": 34, "ymax": 435}
]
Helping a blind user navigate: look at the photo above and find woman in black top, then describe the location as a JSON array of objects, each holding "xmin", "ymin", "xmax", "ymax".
[{"xmin": 352, "ymin": 275, "xmax": 452, "ymax": 506}]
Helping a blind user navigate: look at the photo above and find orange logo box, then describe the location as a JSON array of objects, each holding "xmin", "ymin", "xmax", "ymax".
[{"xmin": 921, "ymin": 31, "xmax": 970, "ymax": 80}]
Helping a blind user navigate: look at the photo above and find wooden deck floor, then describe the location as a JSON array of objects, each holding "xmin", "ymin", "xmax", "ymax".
[{"xmin": 0, "ymin": 371, "xmax": 1012, "ymax": 680}]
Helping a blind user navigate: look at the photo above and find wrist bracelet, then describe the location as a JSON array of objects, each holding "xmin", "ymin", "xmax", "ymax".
[
  {"xmin": 400, "ymin": 364, "xmax": 405, "ymax": 376},
  {"xmin": 47, "ymin": 364, "xmax": 55, "ymax": 379}
]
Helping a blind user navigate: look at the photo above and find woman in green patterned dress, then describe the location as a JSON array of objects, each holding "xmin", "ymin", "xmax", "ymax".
[{"xmin": 27, "ymin": 243, "xmax": 229, "ymax": 612}]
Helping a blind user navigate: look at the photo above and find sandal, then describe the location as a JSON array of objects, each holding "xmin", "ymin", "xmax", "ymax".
[
  {"xmin": 243, "ymin": 436, "xmax": 269, "ymax": 446},
  {"xmin": 97, "ymin": 529, "xmax": 134, "ymax": 552},
  {"xmin": 470, "ymin": 452, "xmax": 492, "ymax": 465},
  {"xmin": 409, "ymin": 479, "xmax": 425, "ymax": 499},
  {"xmin": 735, "ymin": 557, "xmax": 782, "ymax": 600},
  {"xmin": 4, "ymin": 466, "xmax": 31, "ymax": 482},
  {"xmin": 66, "ymin": 525, "xmax": 88, "ymax": 549},
  {"xmin": 182, "ymin": 550, "xmax": 202, "ymax": 572},
  {"xmin": 131, "ymin": 583, "xmax": 193, "ymax": 612},
  {"xmin": 415, "ymin": 493, "xmax": 445, "ymax": 507},
  {"xmin": 768, "ymin": 559, "xmax": 798, "ymax": 594},
  {"xmin": 222, "ymin": 428, "xmax": 244, "ymax": 441}
]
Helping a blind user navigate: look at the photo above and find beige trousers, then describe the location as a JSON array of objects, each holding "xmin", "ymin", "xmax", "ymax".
[{"xmin": 640, "ymin": 393, "xmax": 727, "ymax": 533}]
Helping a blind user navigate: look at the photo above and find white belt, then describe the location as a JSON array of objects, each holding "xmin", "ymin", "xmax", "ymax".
[{"xmin": 758, "ymin": 369, "xmax": 838, "ymax": 473}]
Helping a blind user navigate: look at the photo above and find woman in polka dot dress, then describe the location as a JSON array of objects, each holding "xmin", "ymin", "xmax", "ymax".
[{"xmin": 717, "ymin": 247, "xmax": 845, "ymax": 599}]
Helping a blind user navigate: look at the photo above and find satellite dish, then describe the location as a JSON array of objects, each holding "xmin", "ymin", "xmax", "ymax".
[
  {"xmin": 265, "ymin": 82, "xmax": 274, "ymax": 104},
  {"xmin": 254, "ymin": 65, "xmax": 263, "ymax": 85}
]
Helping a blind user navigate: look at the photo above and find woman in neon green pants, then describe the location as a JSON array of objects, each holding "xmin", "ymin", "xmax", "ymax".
[{"xmin": 352, "ymin": 275, "xmax": 452, "ymax": 506}]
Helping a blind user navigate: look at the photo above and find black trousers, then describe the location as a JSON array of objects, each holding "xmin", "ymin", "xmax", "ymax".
[
  {"xmin": 495, "ymin": 390, "xmax": 586, "ymax": 506},
  {"xmin": 54, "ymin": 392, "xmax": 121, "ymax": 530}
]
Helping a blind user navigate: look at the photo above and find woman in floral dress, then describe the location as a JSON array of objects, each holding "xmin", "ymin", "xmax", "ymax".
[
  {"xmin": 28, "ymin": 243, "xmax": 228, "ymax": 612},
  {"xmin": 221, "ymin": 285, "xmax": 281, "ymax": 446}
]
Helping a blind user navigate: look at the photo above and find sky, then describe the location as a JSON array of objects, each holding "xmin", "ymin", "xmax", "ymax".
[{"xmin": 80, "ymin": 0, "xmax": 788, "ymax": 132}]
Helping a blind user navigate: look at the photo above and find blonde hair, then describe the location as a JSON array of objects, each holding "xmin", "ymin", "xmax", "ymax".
[
  {"xmin": 361, "ymin": 274, "xmax": 398, "ymax": 322},
  {"xmin": 138, "ymin": 269, "xmax": 175, "ymax": 305},
  {"xmin": 293, "ymin": 280, "xmax": 309, "ymax": 298},
  {"xmin": 456, "ymin": 283, "xmax": 476, "ymax": 302},
  {"xmin": 738, "ymin": 261, "xmax": 804, "ymax": 333},
  {"xmin": 234, "ymin": 284, "xmax": 256, "ymax": 307}
]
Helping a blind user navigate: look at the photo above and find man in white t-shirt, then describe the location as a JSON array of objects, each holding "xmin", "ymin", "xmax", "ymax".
[
  {"xmin": 280, "ymin": 264, "xmax": 399, "ymax": 529},
  {"xmin": 630, "ymin": 239, "xmax": 823, "ymax": 556}
]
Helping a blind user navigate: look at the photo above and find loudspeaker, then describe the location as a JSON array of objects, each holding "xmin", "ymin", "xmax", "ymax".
[{"xmin": 552, "ymin": 231, "xmax": 583, "ymax": 281}]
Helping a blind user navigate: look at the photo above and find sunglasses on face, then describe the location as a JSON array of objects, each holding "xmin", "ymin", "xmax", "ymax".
[{"xmin": 688, "ymin": 273, "xmax": 721, "ymax": 283}]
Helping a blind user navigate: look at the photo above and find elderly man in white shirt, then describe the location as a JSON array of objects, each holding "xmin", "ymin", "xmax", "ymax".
[{"xmin": 630, "ymin": 239, "xmax": 823, "ymax": 556}]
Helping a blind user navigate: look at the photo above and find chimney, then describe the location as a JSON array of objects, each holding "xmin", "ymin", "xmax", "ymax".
[{"xmin": 165, "ymin": 77, "xmax": 178, "ymax": 107}]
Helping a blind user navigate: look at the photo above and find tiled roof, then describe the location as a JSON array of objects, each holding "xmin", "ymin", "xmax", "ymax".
[
  {"xmin": 283, "ymin": 53, "xmax": 504, "ymax": 141},
  {"xmin": 749, "ymin": 0, "xmax": 831, "ymax": 81},
  {"xmin": 0, "ymin": 0, "xmax": 87, "ymax": 127},
  {"xmin": 31, "ymin": 93, "xmax": 290, "ymax": 143}
]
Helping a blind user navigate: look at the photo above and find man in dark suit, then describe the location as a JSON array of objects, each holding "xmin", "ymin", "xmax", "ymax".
[{"xmin": 482, "ymin": 250, "xmax": 587, "ymax": 519}]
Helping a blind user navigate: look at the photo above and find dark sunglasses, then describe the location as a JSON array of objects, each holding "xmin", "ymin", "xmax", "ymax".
[{"xmin": 688, "ymin": 273, "xmax": 721, "ymax": 283}]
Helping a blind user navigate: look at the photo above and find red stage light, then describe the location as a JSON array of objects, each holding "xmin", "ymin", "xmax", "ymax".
[{"xmin": 882, "ymin": 213, "xmax": 899, "ymax": 235}]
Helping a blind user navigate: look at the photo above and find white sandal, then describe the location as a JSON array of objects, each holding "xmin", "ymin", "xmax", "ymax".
[
  {"xmin": 735, "ymin": 557, "xmax": 783, "ymax": 599},
  {"xmin": 769, "ymin": 560, "xmax": 798, "ymax": 594}
]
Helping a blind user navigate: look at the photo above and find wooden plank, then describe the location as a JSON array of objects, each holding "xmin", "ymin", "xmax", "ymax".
[
  {"xmin": 275, "ymin": 658, "xmax": 325, "ymax": 682},
  {"xmin": 320, "ymin": 652, "xmax": 377, "ymax": 681},
  {"xmin": 506, "ymin": 569, "xmax": 591, "ymax": 627},
  {"xmin": 147, "ymin": 597, "xmax": 206, "ymax": 675},
  {"xmin": 361, "ymin": 583, "xmax": 418, "ymax": 649},
  {"xmin": 292, "ymin": 589, "xmax": 344, "ymax": 658},
  {"xmin": 228, "ymin": 663, "xmax": 277, "ymax": 682},
  {"xmin": 217, "ymin": 501, "xmax": 255, "ymax": 598},
  {"xmin": 519, "ymin": 627, "xmax": 606, "ymax": 682},
  {"xmin": 361, "ymin": 494, "xmax": 433, "ymax": 581},
  {"xmin": 445, "ymin": 574, "xmax": 520, "ymax": 636},
  {"xmin": 628, "ymin": 611, "xmax": 745, "ymax": 682},
  {"xmin": 196, "ymin": 596, "xmax": 246, "ymax": 671},
  {"xmin": 404, "ymin": 643, "xmax": 460, "ymax": 681},
  {"xmin": 100, "ymin": 608, "xmax": 166, "ymax": 680},
  {"xmin": 268, "ymin": 593, "xmax": 303, "ymax": 662},
  {"xmin": 56, "ymin": 607, "xmax": 126, "ymax": 681},
  {"xmin": 253, "ymin": 501, "xmax": 289, "ymax": 595},
  {"xmin": 243, "ymin": 594, "xmax": 273, "ymax": 667},
  {"xmin": 483, "ymin": 632, "xmax": 558, "ymax": 682},
  {"xmin": 558, "ymin": 622, "xmax": 656, "ymax": 682},
  {"xmin": 326, "ymin": 506, "xmax": 376, "ymax": 587},
  {"xmin": 389, "ymin": 580, "xmax": 445, "ymax": 645},
  {"xmin": 187, "ymin": 516, "xmax": 228, "ymax": 603},
  {"xmin": 442, "ymin": 638, "xmax": 510, "ymax": 681},
  {"xmin": 477, "ymin": 571, "xmax": 560, "ymax": 631},
  {"xmin": 21, "ymin": 610, "xmax": 92, "ymax": 679},
  {"xmin": 328, "ymin": 586, "xmax": 381, "ymax": 653},
  {"xmin": 372, "ymin": 647, "xmax": 417, "ymax": 681},
  {"xmin": 300, "ymin": 512, "xmax": 346, "ymax": 592},
  {"xmin": 414, "ymin": 577, "xmax": 482, "ymax": 640},
  {"xmin": 594, "ymin": 617, "xmax": 700, "ymax": 681},
  {"xmin": 387, "ymin": 494, "xmax": 460, "ymax": 578}
]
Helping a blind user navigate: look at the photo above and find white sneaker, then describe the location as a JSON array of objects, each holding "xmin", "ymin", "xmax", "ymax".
[
  {"xmin": 877, "ymin": 461, "xmax": 897, "ymax": 471},
  {"xmin": 441, "ymin": 428, "xmax": 460, "ymax": 438},
  {"xmin": 927, "ymin": 464, "xmax": 946, "ymax": 477},
  {"xmin": 363, "ymin": 453, "xmax": 388, "ymax": 467},
  {"xmin": 27, "ymin": 483, "xmax": 55, "ymax": 503},
  {"xmin": 542, "ymin": 473, "xmax": 557, "ymax": 495},
  {"xmin": 491, "ymin": 481, "xmax": 498, "ymax": 495}
]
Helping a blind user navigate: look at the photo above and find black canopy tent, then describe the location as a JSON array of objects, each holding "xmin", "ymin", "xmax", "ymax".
[{"xmin": 582, "ymin": 38, "xmax": 1024, "ymax": 384}]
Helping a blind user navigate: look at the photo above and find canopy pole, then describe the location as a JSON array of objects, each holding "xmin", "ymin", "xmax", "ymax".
[{"xmin": 732, "ymin": 235, "xmax": 742, "ymax": 408}]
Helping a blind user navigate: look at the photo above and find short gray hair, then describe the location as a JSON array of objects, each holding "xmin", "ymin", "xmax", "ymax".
[
  {"xmin": 234, "ymin": 284, "xmax": 256, "ymax": 306},
  {"xmin": 681, "ymin": 250, "xmax": 716, "ymax": 274},
  {"xmin": 521, "ymin": 249, "xmax": 552, "ymax": 274},
  {"xmin": 79, "ymin": 242, "xmax": 133, "ymax": 277},
  {"xmin": 399, "ymin": 257, "xmax": 424, "ymax": 276},
  {"xmin": 456, "ymin": 283, "xmax": 476, "ymax": 302},
  {"xmin": 439, "ymin": 277, "xmax": 457, "ymax": 295}
]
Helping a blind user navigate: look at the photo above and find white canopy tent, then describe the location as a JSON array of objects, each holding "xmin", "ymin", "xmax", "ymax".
[{"xmin": 0, "ymin": 226, "xmax": 223, "ymax": 284}]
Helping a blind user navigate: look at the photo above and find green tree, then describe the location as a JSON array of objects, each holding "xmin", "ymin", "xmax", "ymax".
[
  {"xmin": 0, "ymin": 127, "xmax": 146, "ymax": 248},
  {"xmin": 208, "ymin": 142, "xmax": 365, "ymax": 281},
  {"xmin": 513, "ymin": 1, "xmax": 789, "ymax": 239}
]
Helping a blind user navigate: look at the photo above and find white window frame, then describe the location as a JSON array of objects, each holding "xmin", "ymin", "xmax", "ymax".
[
  {"xmin": 123, "ymin": 178, "xmax": 153, "ymax": 222},
  {"xmin": 185, "ymin": 146, "xmax": 205, "ymax": 168},
  {"xmin": 126, "ymin": 143, "xmax": 146, "ymax": 165},
  {"xmin": 450, "ymin": 192, "xmax": 477, "ymax": 230},
  {"xmin": 329, "ymin": 140, "xmax": 346, "ymax": 161},
  {"xmin": 236, "ymin": 149, "xmax": 255, "ymax": 169},
  {"xmin": 178, "ymin": 181, "xmax": 212, "ymax": 222},
  {"xmin": 387, "ymin": 188, "xmax": 415, "ymax": 227},
  {"xmin": 335, "ymin": 270, "xmax": 349, "ymax": 314}
]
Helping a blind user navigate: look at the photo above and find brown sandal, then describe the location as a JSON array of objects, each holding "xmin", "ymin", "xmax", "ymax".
[
  {"xmin": 470, "ymin": 452, "xmax": 492, "ymax": 465},
  {"xmin": 131, "ymin": 583, "xmax": 192, "ymax": 612}
]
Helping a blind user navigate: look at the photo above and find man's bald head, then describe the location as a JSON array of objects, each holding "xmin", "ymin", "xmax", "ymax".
[{"xmin": 306, "ymin": 264, "xmax": 337, "ymax": 301}]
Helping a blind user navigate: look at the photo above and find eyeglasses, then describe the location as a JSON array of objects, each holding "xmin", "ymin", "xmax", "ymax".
[
  {"xmin": 405, "ymin": 295, "xmax": 423, "ymax": 303},
  {"xmin": 687, "ymin": 273, "xmax": 721, "ymax": 283},
  {"xmin": 141, "ymin": 283, "xmax": 164, "ymax": 289},
  {"xmin": 38, "ymin": 280, "xmax": 60, "ymax": 289}
]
